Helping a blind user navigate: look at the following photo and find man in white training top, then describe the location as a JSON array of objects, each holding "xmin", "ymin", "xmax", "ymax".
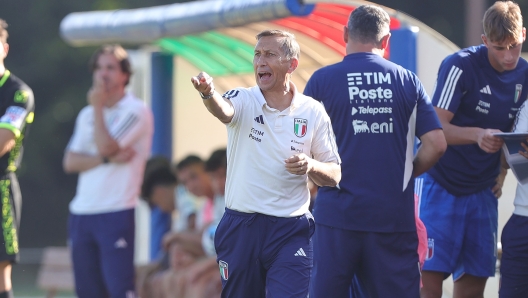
[{"xmin": 191, "ymin": 29, "xmax": 341, "ymax": 298}]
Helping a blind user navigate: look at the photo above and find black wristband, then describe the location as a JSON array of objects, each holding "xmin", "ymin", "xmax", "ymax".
[{"xmin": 102, "ymin": 156, "xmax": 110, "ymax": 164}]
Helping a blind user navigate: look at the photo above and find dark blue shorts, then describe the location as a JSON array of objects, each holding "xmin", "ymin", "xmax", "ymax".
[
  {"xmin": 68, "ymin": 208, "xmax": 136, "ymax": 298},
  {"xmin": 416, "ymin": 173, "xmax": 498, "ymax": 280},
  {"xmin": 310, "ymin": 224, "xmax": 420, "ymax": 298},
  {"xmin": 500, "ymin": 214, "xmax": 528, "ymax": 298},
  {"xmin": 214, "ymin": 208, "xmax": 314, "ymax": 298}
]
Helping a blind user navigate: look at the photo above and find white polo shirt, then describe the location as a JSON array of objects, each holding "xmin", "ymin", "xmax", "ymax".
[
  {"xmin": 224, "ymin": 83, "xmax": 340, "ymax": 217},
  {"xmin": 67, "ymin": 92, "xmax": 153, "ymax": 214}
]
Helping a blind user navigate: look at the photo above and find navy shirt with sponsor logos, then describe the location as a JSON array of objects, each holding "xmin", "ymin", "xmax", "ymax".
[
  {"xmin": 304, "ymin": 52, "xmax": 440, "ymax": 232},
  {"xmin": 428, "ymin": 45, "xmax": 528, "ymax": 196},
  {"xmin": 0, "ymin": 70, "xmax": 34, "ymax": 174}
]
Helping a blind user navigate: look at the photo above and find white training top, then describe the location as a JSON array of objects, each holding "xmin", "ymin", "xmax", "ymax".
[
  {"xmin": 67, "ymin": 92, "xmax": 153, "ymax": 214},
  {"xmin": 223, "ymin": 83, "xmax": 340, "ymax": 217},
  {"xmin": 512, "ymin": 101, "xmax": 528, "ymax": 216}
]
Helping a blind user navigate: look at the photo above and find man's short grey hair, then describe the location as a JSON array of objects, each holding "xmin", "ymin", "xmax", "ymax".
[
  {"xmin": 255, "ymin": 29, "xmax": 300, "ymax": 60},
  {"xmin": 347, "ymin": 5, "xmax": 391, "ymax": 45}
]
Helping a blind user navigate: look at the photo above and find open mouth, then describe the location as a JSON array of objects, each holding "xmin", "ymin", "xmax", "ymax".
[{"xmin": 258, "ymin": 72, "xmax": 272, "ymax": 79}]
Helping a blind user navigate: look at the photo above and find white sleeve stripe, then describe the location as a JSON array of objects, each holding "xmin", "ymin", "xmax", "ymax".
[
  {"xmin": 318, "ymin": 101, "xmax": 340, "ymax": 162},
  {"xmin": 443, "ymin": 69, "xmax": 463, "ymax": 110},
  {"xmin": 403, "ymin": 106, "xmax": 417, "ymax": 191},
  {"xmin": 326, "ymin": 121, "xmax": 341, "ymax": 163},
  {"xmin": 437, "ymin": 65, "xmax": 462, "ymax": 109},
  {"xmin": 436, "ymin": 66, "xmax": 456, "ymax": 108},
  {"xmin": 414, "ymin": 177, "xmax": 423, "ymax": 217},
  {"xmin": 114, "ymin": 114, "xmax": 139, "ymax": 140}
]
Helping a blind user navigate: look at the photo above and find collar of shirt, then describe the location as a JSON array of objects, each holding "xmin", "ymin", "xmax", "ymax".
[
  {"xmin": 0, "ymin": 70, "xmax": 11, "ymax": 88},
  {"xmin": 107, "ymin": 91, "xmax": 136, "ymax": 111},
  {"xmin": 250, "ymin": 81, "xmax": 301, "ymax": 113}
]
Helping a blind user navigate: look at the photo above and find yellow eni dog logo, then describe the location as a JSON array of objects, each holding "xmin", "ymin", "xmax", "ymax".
[{"xmin": 14, "ymin": 90, "xmax": 29, "ymax": 103}]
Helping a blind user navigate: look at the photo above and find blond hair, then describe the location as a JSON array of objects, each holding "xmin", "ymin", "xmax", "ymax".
[{"xmin": 483, "ymin": 1, "xmax": 523, "ymax": 43}]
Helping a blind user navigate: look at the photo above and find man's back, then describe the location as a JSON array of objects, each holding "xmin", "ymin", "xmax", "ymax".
[{"xmin": 305, "ymin": 52, "xmax": 439, "ymax": 232}]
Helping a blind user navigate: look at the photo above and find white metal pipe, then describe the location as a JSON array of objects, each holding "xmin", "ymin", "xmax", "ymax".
[{"xmin": 60, "ymin": 0, "xmax": 314, "ymax": 46}]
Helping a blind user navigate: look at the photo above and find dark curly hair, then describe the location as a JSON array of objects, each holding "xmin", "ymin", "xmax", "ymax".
[{"xmin": 141, "ymin": 156, "xmax": 177, "ymax": 202}]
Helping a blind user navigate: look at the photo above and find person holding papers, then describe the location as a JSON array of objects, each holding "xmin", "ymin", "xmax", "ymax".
[
  {"xmin": 415, "ymin": 2, "xmax": 528, "ymax": 297},
  {"xmin": 499, "ymin": 101, "xmax": 528, "ymax": 298}
]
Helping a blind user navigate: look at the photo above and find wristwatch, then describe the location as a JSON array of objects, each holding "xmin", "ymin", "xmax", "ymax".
[{"xmin": 200, "ymin": 90, "xmax": 215, "ymax": 100}]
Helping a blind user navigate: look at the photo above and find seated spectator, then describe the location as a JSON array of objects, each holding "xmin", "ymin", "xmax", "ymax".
[
  {"xmin": 150, "ymin": 149, "xmax": 227, "ymax": 298},
  {"xmin": 175, "ymin": 155, "xmax": 215, "ymax": 231},
  {"xmin": 173, "ymin": 184, "xmax": 199, "ymax": 232},
  {"xmin": 142, "ymin": 154, "xmax": 211, "ymax": 263},
  {"xmin": 162, "ymin": 154, "xmax": 218, "ymax": 252},
  {"xmin": 137, "ymin": 156, "xmax": 178, "ymax": 297},
  {"xmin": 149, "ymin": 240, "xmax": 205, "ymax": 298},
  {"xmin": 137, "ymin": 155, "xmax": 207, "ymax": 296},
  {"xmin": 141, "ymin": 156, "xmax": 178, "ymax": 214},
  {"xmin": 171, "ymin": 149, "xmax": 227, "ymax": 297},
  {"xmin": 203, "ymin": 148, "xmax": 227, "ymax": 230}
]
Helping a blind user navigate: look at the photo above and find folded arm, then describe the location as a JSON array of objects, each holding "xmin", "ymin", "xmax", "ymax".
[
  {"xmin": 63, "ymin": 147, "xmax": 136, "ymax": 174},
  {"xmin": 63, "ymin": 151, "xmax": 104, "ymax": 173}
]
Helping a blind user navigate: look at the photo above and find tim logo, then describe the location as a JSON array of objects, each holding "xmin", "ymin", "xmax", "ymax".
[
  {"xmin": 426, "ymin": 238, "xmax": 434, "ymax": 260},
  {"xmin": 353, "ymin": 120, "xmax": 370, "ymax": 134},
  {"xmin": 222, "ymin": 89, "xmax": 239, "ymax": 99},
  {"xmin": 219, "ymin": 260, "xmax": 229, "ymax": 280},
  {"xmin": 254, "ymin": 115, "xmax": 265, "ymax": 124},
  {"xmin": 294, "ymin": 118, "xmax": 307, "ymax": 137}
]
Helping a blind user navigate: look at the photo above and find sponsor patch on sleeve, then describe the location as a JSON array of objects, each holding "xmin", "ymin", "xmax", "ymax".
[
  {"xmin": 14, "ymin": 90, "xmax": 30, "ymax": 103},
  {"xmin": 0, "ymin": 106, "xmax": 28, "ymax": 129}
]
